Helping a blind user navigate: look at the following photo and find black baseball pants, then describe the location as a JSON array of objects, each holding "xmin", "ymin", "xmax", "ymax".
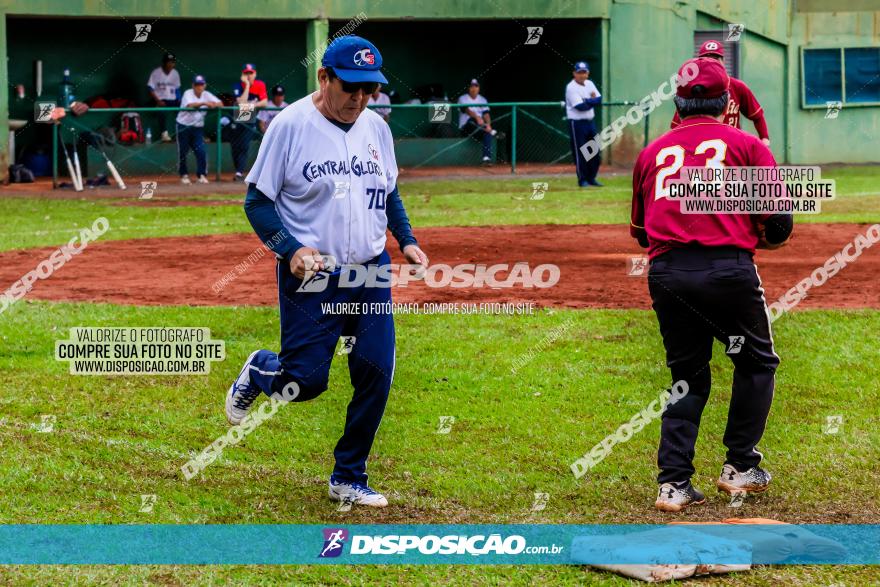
[{"xmin": 648, "ymin": 246, "xmax": 779, "ymax": 484}]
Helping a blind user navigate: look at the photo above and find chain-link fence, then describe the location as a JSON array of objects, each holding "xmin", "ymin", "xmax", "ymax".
[
  {"xmin": 50, "ymin": 101, "xmax": 650, "ymax": 186},
  {"xmin": 375, "ymin": 102, "xmax": 650, "ymax": 172}
]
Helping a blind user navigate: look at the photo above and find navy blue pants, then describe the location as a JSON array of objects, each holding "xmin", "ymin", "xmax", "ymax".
[
  {"xmin": 230, "ymin": 122, "xmax": 258, "ymax": 174},
  {"xmin": 462, "ymin": 119, "xmax": 493, "ymax": 159},
  {"xmin": 176, "ymin": 123, "xmax": 206, "ymax": 177},
  {"xmin": 156, "ymin": 98, "xmax": 180, "ymax": 135},
  {"xmin": 569, "ymin": 118, "xmax": 599, "ymax": 185},
  {"xmin": 247, "ymin": 251, "xmax": 395, "ymax": 484},
  {"xmin": 648, "ymin": 247, "xmax": 779, "ymax": 484}
]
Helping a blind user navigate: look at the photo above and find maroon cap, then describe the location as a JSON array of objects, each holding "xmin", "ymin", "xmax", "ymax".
[
  {"xmin": 697, "ymin": 40, "xmax": 725, "ymax": 58},
  {"xmin": 676, "ymin": 57, "xmax": 729, "ymax": 99}
]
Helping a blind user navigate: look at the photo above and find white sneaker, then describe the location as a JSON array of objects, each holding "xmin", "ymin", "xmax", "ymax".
[
  {"xmin": 197, "ymin": 175, "xmax": 209, "ymax": 184},
  {"xmin": 233, "ymin": 172, "xmax": 244, "ymax": 182},
  {"xmin": 716, "ymin": 464, "xmax": 772, "ymax": 495},
  {"xmin": 160, "ymin": 131, "xmax": 172, "ymax": 142},
  {"xmin": 328, "ymin": 477, "xmax": 388, "ymax": 508},
  {"xmin": 225, "ymin": 350, "xmax": 261, "ymax": 425},
  {"xmin": 655, "ymin": 481, "xmax": 706, "ymax": 512},
  {"xmin": 180, "ymin": 175, "xmax": 191, "ymax": 185}
]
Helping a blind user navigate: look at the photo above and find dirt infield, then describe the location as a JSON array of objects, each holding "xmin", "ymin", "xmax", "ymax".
[{"xmin": 2, "ymin": 223, "xmax": 877, "ymax": 310}]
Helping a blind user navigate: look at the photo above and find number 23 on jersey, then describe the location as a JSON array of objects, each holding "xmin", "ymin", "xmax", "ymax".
[{"xmin": 654, "ymin": 139, "xmax": 728, "ymax": 200}]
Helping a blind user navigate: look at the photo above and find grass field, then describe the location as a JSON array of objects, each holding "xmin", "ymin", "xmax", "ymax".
[{"xmin": 1, "ymin": 166, "xmax": 879, "ymax": 584}]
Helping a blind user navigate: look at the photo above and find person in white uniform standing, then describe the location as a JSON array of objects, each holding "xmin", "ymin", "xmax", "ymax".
[
  {"xmin": 147, "ymin": 53, "xmax": 181, "ymax": 142},
  {"xmin": 176, "ymin": 75, "xmax": 222, "ymax": 184},
  {"xmin": 225, "ymin": 35, "xmax": 429, "ymax": 508},
  {"xmin": 565, "ymin": 61, "xmax": 603, "ymax": 187}
]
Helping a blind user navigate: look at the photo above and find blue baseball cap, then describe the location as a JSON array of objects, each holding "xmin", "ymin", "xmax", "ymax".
[
  {"xmin": 321, "ymin": 35, "xmax": 388, "ymax": 84},
  {"xmin": 242, "ymin": 63, "xmax": 256, "ymax": 73},
  {"xmin": 192, "ymin": 75, "xmax": 206, "ymax": 84},
  {"xmin": 575, "ymin": 61, "xmax": 589, "ymax": 72}
]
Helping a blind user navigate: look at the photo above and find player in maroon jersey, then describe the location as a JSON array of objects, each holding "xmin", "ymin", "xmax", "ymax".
[
  {"xmin": 670, "ymin": 40, "xmax": 770, "ymax": 147},
  {"xmin": 631, "ymin": 57, "xmax": 792, "ymax": 512}
]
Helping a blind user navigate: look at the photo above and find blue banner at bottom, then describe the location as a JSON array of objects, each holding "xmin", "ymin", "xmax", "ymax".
[{"xmin": 1, "ymin": 524, "xmax": 878, "ymax": 565}]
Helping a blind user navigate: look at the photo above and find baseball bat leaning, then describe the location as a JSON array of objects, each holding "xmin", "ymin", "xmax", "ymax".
[
  {"xmin": 72, "ymin": 134, "xmax": 84, "ymax": 190},
  {"xmin": 105, "ymin": 158, "xmax": 126, "ymax": 190},
  {"xmin": 81, "ymin": 131, "xmax": 126, "ymax": 190},
  {"xmin": 58, "ymin": 126, "xmax": 82, "ymax": 192}
]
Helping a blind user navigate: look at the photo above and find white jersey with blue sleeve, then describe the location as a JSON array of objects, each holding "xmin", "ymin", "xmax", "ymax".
[
  {"xmin": 245, "ymin": 93, "xmax": 398, "ymax": 265},
  {"xmin": 565, "ymin": 79, "xmax": 600, "ymax": 121}
]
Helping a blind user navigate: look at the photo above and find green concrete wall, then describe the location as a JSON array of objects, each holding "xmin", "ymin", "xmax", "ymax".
[
  {"xmin": 2, "ymin": 0, "xmax": 879, "ymax": 178},
  {"xmin": 305, "ymin": 19, "xmax": 329, "ymax": 93},
  {"xmin": 0, "ymin": 0, "xmax": 610, "ymax": 19},
  {"xmin": 606, "ymin": 0, "xmax": 695, "ymax": 162},
  {"xmin": 604, "ymin": 1, "xmax": 880, "ymax": 165},
  {"xmin": 740, "ymin": 32, "xmax": 786, "ymax": 162},
  {"xmin": 604, "ymin": 1, "xmax": 794, "ymax": 164},
  {"xmin": 786, "ymin": 10, "xmax": 880, "ymax": 164}
]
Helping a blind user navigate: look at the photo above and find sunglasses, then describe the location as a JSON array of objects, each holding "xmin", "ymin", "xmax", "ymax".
[
  {"xmin": 338, "ymin": 78, "xmax": 379, "ymax": 95},
  {"xmin": 325, "ymin": 67, "xmax": 379, "ymax": 95}
]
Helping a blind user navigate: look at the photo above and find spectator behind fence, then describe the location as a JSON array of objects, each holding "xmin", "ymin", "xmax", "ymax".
[
  {"xmin": 565, "ymin": 60, "xmax": 602, "ymax": 187},
  {"xmin": 176, "ymin": 75, "xmax": 222, "ymax": 185},
  {"xmin": 147, "ymin": 53, "xmax": 181, "ymax": 142},
  {"xmin": 457, "ymin": 79, "xmax": 504, "ymax": 165},
  {"xmin": 258, "ymin": 85, "xmax": 289, "ymax": 133},
  {"xmin": 231, "ymin": 63, "xmax": 268, "ymax": 181},
  {"xmin": 368, "ymin": 83, "xmax": 392, "ymax": 122}
]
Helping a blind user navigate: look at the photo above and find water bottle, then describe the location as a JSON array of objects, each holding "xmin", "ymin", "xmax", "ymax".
[
  {"xmin": 145, "ymin": 128, "xmax": 152, "ymax": 145},
  {"xmin": 60, "ymin": 68, "xmax": 75, "ymax": 107}
]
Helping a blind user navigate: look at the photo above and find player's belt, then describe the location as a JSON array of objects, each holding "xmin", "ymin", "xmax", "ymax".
[{"xmin": 654, "ymin": 246, "xmax": 753, "ymax": 263}]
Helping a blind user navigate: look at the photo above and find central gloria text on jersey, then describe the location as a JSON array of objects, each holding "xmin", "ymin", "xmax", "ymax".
[{"xmin": 246, "ymin": 94, "xmax": 398, "ymax": 265}]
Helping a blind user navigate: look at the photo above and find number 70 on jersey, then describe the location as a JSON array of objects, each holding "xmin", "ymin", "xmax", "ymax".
[{"xmin": 366, "ymin": 188, "xmax": 386, "ymax": 210}]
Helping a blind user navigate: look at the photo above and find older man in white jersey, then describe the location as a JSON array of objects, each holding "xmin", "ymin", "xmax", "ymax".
[
  {"xmin": 225, "ymin": 35, "xmax": 429, "ymax": 508},
  {"xmin": 565, "ymin": 61, "xmax": 603, "ymax": 187}
]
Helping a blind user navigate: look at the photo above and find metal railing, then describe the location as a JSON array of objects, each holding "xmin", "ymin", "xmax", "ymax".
[
  {"xmin": 53, "ymin": 101, "xmax": 650, "ymax": 184},
  {"xmin": 369, "ymin": 101, "xmax": 650, "ymax": 173}
]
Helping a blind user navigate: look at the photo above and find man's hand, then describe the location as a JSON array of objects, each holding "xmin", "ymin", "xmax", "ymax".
[
  {"xmin": 156, "ymin": 99, "xmax": 166, "ymax": 106},
  {"xmin": 240, "ymin": 74, "xmax": 250, "ymax": 85},
  {"xmin": 402, "ymin": 244, "xmax": 429, "ymax": 268},
  {"xmin": 290, "ymin": 246, "xmax": 327, "ymax": 279},
  {"xmin": 761, "ymin": 138, "xmax": 771, "ymax": 147}
]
